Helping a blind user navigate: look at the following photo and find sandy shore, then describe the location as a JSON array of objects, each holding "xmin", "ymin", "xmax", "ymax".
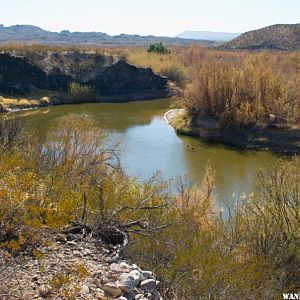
[{"xmin": 163, "ymin": 109, "xmax": 185, "ymax": 125}]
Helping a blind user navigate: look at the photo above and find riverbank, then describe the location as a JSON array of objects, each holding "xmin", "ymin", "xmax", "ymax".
[
  {"xmin": 0, "ymin": 94, "xmax": 58, "ymax": 113},
  {"xmin": 0, "ymin": 91, "xmax": 170, "ymax": 113},
  {"xmin": 165, "ymin": 109, "xmax": 300, "ymax": 155}
]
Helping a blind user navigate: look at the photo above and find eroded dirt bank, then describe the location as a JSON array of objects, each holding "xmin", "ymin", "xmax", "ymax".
[{"xmin": 165, "ymin": 109, "xmax": 300, "ymax": 154}]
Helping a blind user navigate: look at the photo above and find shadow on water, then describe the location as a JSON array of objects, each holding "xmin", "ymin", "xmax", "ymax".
[{"xmin": 20, "ymin": 99, "xmax": 281, "ymax": 206}]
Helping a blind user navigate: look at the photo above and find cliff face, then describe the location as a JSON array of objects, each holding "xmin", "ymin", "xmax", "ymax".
[
  {"xmin": 92, "ymin": 60, "xmax": 167, "ymax": 96},
  {"xmin": 0, "ymin": 54, "xmax": 71, "ymax": 95},
  {"xmin": 0, "ymin": 52, "xmax": 168, "ymax": 100}
]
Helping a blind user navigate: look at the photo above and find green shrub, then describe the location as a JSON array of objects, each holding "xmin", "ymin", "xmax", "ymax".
[
  {"xmin": 1, "ymin": 112, "xmax": 300, "ymax": 299},
  {"xmin": 147, "ymin": 42, "xmax": 171, "ymax": 54},
  {"xmin": 69, "ymin": 82, "xmax": 95, "ymax": 100},
  {"xmin": 126, "ymin": 159, "xmax": 300, "ymax": 299}
]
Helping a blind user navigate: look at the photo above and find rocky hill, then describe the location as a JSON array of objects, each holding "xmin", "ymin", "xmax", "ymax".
[
  {"xmin": 0, "ymin": 24, "xmax": 215, "ymax": 46},
  {"xmin": 0, "ymin": 51, "xmax": 169, "ymax": 101},
  {"xmin": 223, "ymin": 23, "xmax": 300, "ymax": 50}
]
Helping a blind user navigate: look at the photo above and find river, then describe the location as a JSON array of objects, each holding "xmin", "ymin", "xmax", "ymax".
[{"xmin": 21, "ymin": 99, "xmax": 280, "ymax": 206}]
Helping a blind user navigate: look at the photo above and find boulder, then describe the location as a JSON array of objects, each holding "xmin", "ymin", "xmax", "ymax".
[
  {"xmin": 140, "ymin": 279, "xmax": 156, "ymax": 293},
  {"xmin": 140, "ymin": 270, "xmax": 153, "ymax": 280},
  {"xmin": 103, "ymin": 283, "xmax": 122, "ymax": 298},
  {"xmin": 118, "ymin": 270, "xmax": 142, "ymax": 292}
]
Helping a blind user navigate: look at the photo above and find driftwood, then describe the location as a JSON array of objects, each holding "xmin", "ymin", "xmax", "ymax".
[{"xmin": 62, "ymin": 221, "xmax": 128, "ymax": 247}]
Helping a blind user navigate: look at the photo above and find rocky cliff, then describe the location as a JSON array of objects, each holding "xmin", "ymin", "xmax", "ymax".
[
  {"xmin": 0, "ymin": 51, "xmax": 169, "ymax": 100},
  {"xmin": 0, "ymin": 53, "xmax": 70, "ymax": 95}
]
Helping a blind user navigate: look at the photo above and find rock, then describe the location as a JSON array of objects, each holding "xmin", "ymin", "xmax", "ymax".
[
  {"xmin": 119, "ymin": 270, "xmax": 142, "ymax": 292},
  {"xmin": 107, "ymin": 272, "xmax": 119, "ymax": 281},
  {"xmin": 103, "ymin": 283, "xmax": 122, "ymax": 298},
  {"xmin": 92, "ymin": 270, "xmax": 103, "ymax": 278},
  {"xmin": 94, "ymin": 60, "xmax": 168, "ymax": 98},
  {"xmin": 1, "ymin": 53, "xmax": 169, "ymax": 100},
  {"xmin": 39, "ymin": 96, "xmax": 50, "ymax": 107},
  {"xmin": 120, "ymin": 262, "xmax": 130, "ymax": 268},
  {"xmin": 66, "ymin": 241, "xmax": 77, "ymax": 246},
  {"xmin": 38, "ymin": 284, "xmax": 52, "ymax": 296},
  {"xmin": 110, "ymin": 262, "xmax": 121, "ymax": 272},
  {"xmin": 140, "ymin": 279, "xmax": 156, "ymax": 293},
  {"xmin": 128, "ymin": 270, "xmax": 142, "ymax": 286},
  {"xmin": 83, "ymin": 249, "xmax": 91, "ymax": 256},
  {"xmin": 131, "ymin": 264, "xmax": 139, "ymax": 270},
  {"xmin": 117, "ymin": 282, "xmax": 131, "ymax": 293},
  {"xmin": 141, "ymin": 270, "xmax": 153, "ymax": 280},
  {"xmin": 119, "ymin": 261, "xmax": 131, "ymax": 272},
  {"xmin": 100, "ymin": 275, "xmax": 109, "ymax": 285},
  {"xmin": 0, "ymin": 230, "xmax": 162, "ymax": 300},
  {"xmin": 94, "ymin": 278, "xmax": 102, "ymax": 288},
  {"xmin": 269, "ymin": 114, "xmax": 276, "ymax": 122},
  {"xmin": 82, "ymin": 284, "xmax": 90, "ymax": 294},
  {"xmin": 32, "ymin": 274, "xmax": 39, "ymax": 281},
  {"xmin": 55, "ymin": 233, "xmax": 67, "ymax": 243},
  {"xmin": 152, "ymin": 290, "xmax": 163, "ymax": 300},
  {"xmin": 123, "ymin": 291, "xmax": 136, "ymax": 300},
  {"xmin": 73, "ymin": 250, "xmax": 82, "ymax": 257}
]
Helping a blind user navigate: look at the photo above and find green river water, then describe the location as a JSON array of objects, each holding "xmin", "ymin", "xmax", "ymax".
[{"xmin": 21, "ymin": 98, "xmax": 280, "ymax": 206}]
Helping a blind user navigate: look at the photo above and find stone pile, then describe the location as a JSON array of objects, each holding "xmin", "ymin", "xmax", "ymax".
[{"xmin": 0, "ymin": 234, "xmax": 162, "ymax": 300}]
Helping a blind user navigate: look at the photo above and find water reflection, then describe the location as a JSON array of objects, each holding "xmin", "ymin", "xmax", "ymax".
[{"xmin": 21, "ymin": 99, "xmax": 280, "ymax": 205}]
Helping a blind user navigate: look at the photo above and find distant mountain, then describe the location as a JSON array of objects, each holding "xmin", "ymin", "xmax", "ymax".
[
  {"xmin": 223, "ymin": 23, "xmax": 300, "ymax": 50},
  {"xmin": 177, "ymin": 30, "xmax": 240, "ymax": 42},
  {"xmin": 0, "ymin": 24, "xmax": 215, "ymax": 46}
]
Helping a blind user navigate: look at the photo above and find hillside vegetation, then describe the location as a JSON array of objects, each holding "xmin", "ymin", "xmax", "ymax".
[
  {"xmin": 125, "ymin": 46, "xmax": 300, "ymax": 127},
  {"xmin": 1, "ymin": 43, "xmax": 300, "ymax": 146},
  {"xmin": 223, "ymin": 23, "xmax": 300, "ymax": 50},
  {"xmin": 1, "ymin": 114, "xmax": 300, "ymax": 299},
  {"xmin": 181, "ymin": 51, "xmax": 300, "ymax": 128}
]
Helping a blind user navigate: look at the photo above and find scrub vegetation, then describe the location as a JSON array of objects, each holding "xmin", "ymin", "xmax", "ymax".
[
  {"xmin": 3, "ymin": 43, "xmax": 300, "ymax": 125},
  {"xmin": 1, "ymin": 43, "xmax": 300, "ymax": 298},
  {"xmin": 126, "ymin": 46, "xmax": 300, "ymax": 129},
  {"xmin": 0, "ymin": 114, "xmax": 299, "ymax": 299}
]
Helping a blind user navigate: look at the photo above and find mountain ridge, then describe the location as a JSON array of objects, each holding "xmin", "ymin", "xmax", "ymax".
[
  {"xmin": 0, "ymin": 24, "xmax": 215, "ymax": 46},
  {"xmin": 177, "ymin": 30, "xmax": 241, "ymax": 41}
]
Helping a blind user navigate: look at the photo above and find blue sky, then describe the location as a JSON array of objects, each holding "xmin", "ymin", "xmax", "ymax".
[{"xmin": 1, "ymin": 0, "xmax": 300, "ymax": 36}]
